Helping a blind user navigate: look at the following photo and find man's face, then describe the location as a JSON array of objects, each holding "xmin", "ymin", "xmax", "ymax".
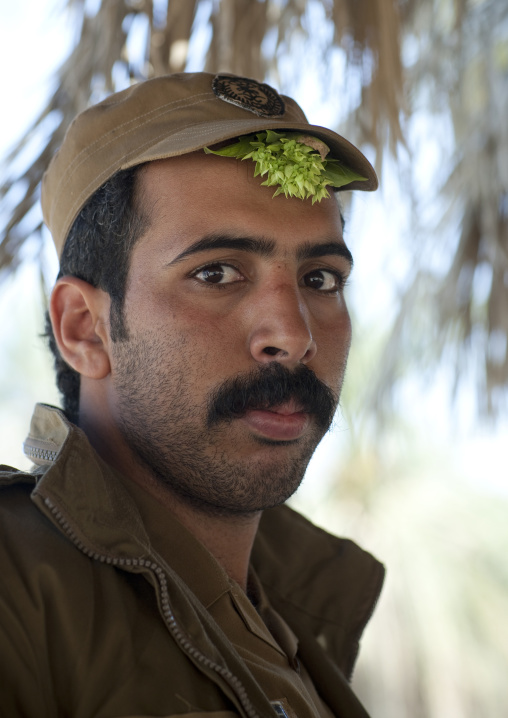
[{"xmin": 108, "ymin": 152, "xmax": 352, "ymax": 516}]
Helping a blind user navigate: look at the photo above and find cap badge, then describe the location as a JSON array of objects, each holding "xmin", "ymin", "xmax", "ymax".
[{"xmin": 212, "ymin": 75, "xmax": 285, "ymax": 117}]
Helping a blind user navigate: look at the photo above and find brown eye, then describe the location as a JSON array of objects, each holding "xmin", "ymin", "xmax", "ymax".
[
  {"xmin": 194, "ymin": 263, "xmax": 243, "ymax": 284},
  {"xmin": 303, "ymin": 269, "xmax": 340, "ymax": 292}
]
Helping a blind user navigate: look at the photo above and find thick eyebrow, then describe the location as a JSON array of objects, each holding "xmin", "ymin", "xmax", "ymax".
[
  {"xmin": 167, "ymin": 233, "xmax": 353, "ymax": 269},
  {"xmin": 296, "ymin": 241, "xmax": 353, "ymax": 269},
  {"xmin": 167, "ymin": 234, "xmax": 276, "ymax": 265}
]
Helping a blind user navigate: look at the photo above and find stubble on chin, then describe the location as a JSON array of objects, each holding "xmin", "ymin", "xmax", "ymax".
[{"xmin": 111, "ymin": 332, "xmax": 342, "ymax": 517}]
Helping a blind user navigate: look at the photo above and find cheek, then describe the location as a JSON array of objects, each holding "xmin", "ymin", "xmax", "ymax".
[
  {"xmin": 136, "ymin": 291, "xmax": 250, "ymax": 371},
  {"xmin": 315, "ymin": 308, "xmax": 352, "ymax": 373}
]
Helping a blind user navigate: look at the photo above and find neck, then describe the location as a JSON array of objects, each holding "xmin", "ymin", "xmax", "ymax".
[{"xmin": 130, "ymin": 470, "xmax": 261, "ymax": 590}]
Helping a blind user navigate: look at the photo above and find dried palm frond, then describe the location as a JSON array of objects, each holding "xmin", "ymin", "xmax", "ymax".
[
  {"xmin": 354, "ymin": 0, "xmax": 508, "ymax": 416},
  {"xmin": 333, "ymin": 0, "xmax": 407, "ymax": 162},
  {"xmin": 0, "ymin": 0, "xmax": 405, "ymax": 277}
]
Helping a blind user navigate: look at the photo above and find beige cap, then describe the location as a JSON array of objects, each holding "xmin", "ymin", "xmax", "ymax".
[{"xmin": 42, "ymin": 72, "xmax": 378, "ymax": 257}]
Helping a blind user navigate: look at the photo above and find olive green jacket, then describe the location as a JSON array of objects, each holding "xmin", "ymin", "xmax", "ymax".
[{"xmin": 0, "ymin": 404, "xmax": 384, "ymax": 718}]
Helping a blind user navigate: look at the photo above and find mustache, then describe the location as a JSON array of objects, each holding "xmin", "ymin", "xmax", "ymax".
[{"xmin": 206, "ymin": 363, "xmax": 338, "ymax": 432}]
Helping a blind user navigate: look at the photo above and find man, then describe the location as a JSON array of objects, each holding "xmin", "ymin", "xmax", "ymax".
[{"xmin": 0, "ymin": 73, "xmax": 384, "ymax": 717}]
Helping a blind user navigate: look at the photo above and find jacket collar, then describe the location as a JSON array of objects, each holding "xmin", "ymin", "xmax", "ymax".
[
  {"xmin": 25, "ymin": 403, "xmax": 152, "ymax": 559},
  {"xmin": 24, "ymin": 402, "xmax": 384, "ymax": 681}
]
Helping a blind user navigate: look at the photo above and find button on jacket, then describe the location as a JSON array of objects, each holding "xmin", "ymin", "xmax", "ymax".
[{"xmin": 0, "ymin": 403, "xmax": 384, "ymax": 718}]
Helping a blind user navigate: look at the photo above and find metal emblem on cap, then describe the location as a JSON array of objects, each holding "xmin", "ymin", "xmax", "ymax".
[{"xmin": 212, "ymin": 75, "xmax": 285, "ymax": 117}]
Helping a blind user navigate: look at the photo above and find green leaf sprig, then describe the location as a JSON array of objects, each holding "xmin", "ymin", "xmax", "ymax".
[{"xmin": 204, "ymin": 130, "xmax": 367, "ymax": 203}]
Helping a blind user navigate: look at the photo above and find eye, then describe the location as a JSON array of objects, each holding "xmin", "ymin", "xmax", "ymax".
[
  {"xmin": 303, "ymin": 269, "xmax": 343, "ymax": 293},
  {"xmin": 192, "ymin": 263, "xmax": 244, "ymax": 285}
]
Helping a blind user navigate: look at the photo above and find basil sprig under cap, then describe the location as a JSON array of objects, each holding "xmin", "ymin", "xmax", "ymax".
[{"xmin": 204, "ymin": 130, "xmax": 367, "ymax": 203}]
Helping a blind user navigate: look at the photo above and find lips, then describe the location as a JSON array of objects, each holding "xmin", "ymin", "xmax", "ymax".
[{"xmin": 241, "ymin": 401, "xmax": 310, "ymax": 441}]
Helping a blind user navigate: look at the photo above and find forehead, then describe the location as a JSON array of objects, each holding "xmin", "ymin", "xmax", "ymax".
[{"xmin": 134, "ymin": 152, "xmax": 345, "ymax": 260}]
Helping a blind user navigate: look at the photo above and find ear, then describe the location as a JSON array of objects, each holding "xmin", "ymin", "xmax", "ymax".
[{"xmin": 49, "ymin": 276, "xmax": 112, "ymax": 379}]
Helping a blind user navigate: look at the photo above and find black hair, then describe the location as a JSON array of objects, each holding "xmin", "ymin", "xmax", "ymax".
[{"xmin": 45, "ymin": 165, "xmax": 148, "ymax": 424}]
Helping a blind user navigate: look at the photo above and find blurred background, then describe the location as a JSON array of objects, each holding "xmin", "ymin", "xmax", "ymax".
[{"xmin": 1, "ymin": 1, "xmax": 507, "ymax": 715}]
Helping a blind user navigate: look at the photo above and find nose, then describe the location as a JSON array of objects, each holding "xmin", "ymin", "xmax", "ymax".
[{"xmin": 248, "ymin": 281, "xmax": 317, "ymax": 366}]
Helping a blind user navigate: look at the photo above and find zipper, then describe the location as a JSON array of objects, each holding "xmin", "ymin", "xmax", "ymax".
[
  {"xmin": 43, "ymin": 496, "xmax": 263, "ymax": 718},
  {"xmin": 24, "ymin": 445, "xmax": 59, "ymax": 462}
]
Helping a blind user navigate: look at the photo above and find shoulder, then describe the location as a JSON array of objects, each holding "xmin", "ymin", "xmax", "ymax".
[
  {"xmin": 0, "ymin": 463, "xmax": 141, "ymax": 652},
  {"xmin": 0, "ymin": 464, "xmax": 42, "ymax": 535},
  {"xmin": 0, "ymin": 465, "xmax": 114, "ymax": 612},
  {"xmin": 252, "ymin": 504, "xmax": 385, "ymax": 678},
  {"xmin": 254, "ymin": 503, "xmax": 384, "ymax": 587},
  {"xmin": 0, "ymin": 466, "xmax": 89, "ymax": 601},
  {"xmin": 0, "ymin": 465, "xmax": 59, "ymax": 545}
]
